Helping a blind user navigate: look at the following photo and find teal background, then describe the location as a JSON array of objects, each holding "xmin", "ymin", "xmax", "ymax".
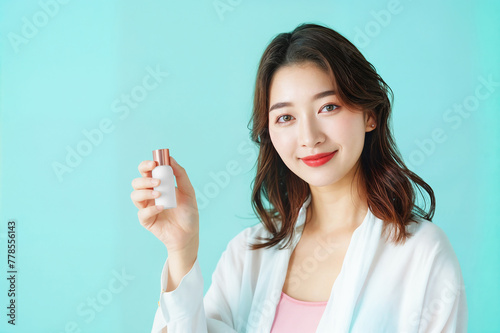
[{"xmin": 1, "ymin": 0, "xmax": 498, "ymax": 331}]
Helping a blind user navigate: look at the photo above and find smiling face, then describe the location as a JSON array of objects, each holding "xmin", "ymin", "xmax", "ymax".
[{"xmin": 268, "ymin": 61, "xmax": 376, "ymax": 188}]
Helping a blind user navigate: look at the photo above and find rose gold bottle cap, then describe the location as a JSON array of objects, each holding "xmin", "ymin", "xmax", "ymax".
[{"xmin": 152, "ymin": 148, "xmax": 171, "ymax": 166}]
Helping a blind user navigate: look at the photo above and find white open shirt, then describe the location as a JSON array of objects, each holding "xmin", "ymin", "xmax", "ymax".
[{"xmin": 151, "ymin": 193, "xmax": 468, "ymax": 332}]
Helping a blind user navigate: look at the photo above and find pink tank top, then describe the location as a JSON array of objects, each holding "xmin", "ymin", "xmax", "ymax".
[{"xmin": 270, "ymin": 291, "xmax": 328, "ymax": 332}]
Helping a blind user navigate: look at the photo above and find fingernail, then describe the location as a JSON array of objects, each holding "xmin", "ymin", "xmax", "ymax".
[{"xmin": 156, "ymin": 205, "xmax": 164, "ymax": 211}]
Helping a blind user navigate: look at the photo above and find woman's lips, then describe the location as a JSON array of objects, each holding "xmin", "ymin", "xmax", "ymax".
[{"xmin": 301, "ymin": 150, "xmax": 337, "ymax": 167}]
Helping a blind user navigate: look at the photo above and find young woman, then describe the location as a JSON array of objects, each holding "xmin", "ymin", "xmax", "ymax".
[{"xmin": 131, "ymin": 23, "xmax": 467, "ymax": 333}]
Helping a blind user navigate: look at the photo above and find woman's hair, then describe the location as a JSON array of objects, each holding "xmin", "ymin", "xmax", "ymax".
[{"xmin": 246, "ymin": 22, "xmax": 436, "ymax": 251}]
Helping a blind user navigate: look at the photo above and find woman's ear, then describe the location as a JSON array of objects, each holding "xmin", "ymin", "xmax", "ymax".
[{"xmin": 364, "ymin": 110, "xmax": 377, "ymax": 132}]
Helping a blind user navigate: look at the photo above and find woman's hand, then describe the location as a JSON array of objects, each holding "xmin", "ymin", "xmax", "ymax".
[{"xmin": 131, "ymin": 156, "xmax": 199, "ymax": 254}]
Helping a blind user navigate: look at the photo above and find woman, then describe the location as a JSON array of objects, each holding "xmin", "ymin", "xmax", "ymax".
[{"xmin": 131, "ymin": 22, "xmax": 467, "ymax": 332}]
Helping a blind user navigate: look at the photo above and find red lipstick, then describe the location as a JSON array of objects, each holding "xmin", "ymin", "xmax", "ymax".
[{"xmin": 301, "ymin": 150, "xmax": 337, "ymax": 167}]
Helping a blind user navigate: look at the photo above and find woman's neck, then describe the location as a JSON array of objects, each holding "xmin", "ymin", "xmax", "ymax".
[{"xmin": 305, "ymin": 165, "xmax": 368, "ymax": 235}]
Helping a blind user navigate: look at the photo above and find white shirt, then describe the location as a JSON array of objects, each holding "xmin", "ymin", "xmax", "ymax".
[{"xmin": 151, "ymin": 193, "xmax": 468, "ymax": 332}]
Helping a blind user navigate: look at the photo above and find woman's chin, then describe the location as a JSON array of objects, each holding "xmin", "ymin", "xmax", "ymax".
[{"xmin": 300, "ymin": 173, "xmax": 345, "ymax": 188}]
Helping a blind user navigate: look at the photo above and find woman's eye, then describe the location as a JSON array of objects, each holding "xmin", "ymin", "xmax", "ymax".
[
  {"xmin": 275, "ymin": 104, "xmax": 339, "ymax": 124},
  {"xmin": 323, "ymin": 104, "xmax": 339, "ymax": 112},
  {"xmin": 276, "ymin": 115, "xmax": 294, "ymax": 124}
]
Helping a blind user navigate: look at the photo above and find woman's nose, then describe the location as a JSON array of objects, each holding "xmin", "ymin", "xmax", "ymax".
[{"xmin": 298, "ymin": 116, "xmax": 324, "ymax": 148}]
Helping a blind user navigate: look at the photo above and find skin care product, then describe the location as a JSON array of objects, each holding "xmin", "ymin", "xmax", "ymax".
[{"xmin": 152, "ymin": 148, "xmax": 177, "ymax": 209}]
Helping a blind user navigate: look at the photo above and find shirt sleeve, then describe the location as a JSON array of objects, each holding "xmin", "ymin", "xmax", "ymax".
[
  {"xmin": 151, "ymin": 229, "xmax": 247, "ymax": 333},
  {"xmin": 417, "ymin": 227, "xmax": 468, "ymax": 333}
]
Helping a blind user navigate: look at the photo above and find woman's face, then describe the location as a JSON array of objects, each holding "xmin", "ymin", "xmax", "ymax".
[{"xmin": 268, "ymin": 61, "xmax": 376, "ymax": 188}]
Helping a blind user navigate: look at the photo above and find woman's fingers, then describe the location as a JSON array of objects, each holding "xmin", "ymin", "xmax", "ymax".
[
  {"xmin": 131, "ymin": 176, "xmax": 160, "ymax": 190},
  {"xmin": 130, "ymin": 189, "xmax": 161, "ymax": 209},
  {"xmin": 169, "ymin": 156, "xmax": 194, "ymax": 198},
  {"xmin": 131, "ymin": 160, "xmax": 162, "ymax": 210},
  {"xmin": 137, "ymin": 204, "xmax": 164, "ymax": 229},
  {"xmin": 138, "ymin": 160, "xmax": 157, "ymax": 178}
]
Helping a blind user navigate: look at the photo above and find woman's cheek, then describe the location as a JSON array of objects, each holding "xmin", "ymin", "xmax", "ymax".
[
  {"xmin": 270, "ymin": 129, "xmax": 286, "ymax": 155},
  {"xmin": 277, "ymin": 136, "xmax": 293, "ymax": 158}
]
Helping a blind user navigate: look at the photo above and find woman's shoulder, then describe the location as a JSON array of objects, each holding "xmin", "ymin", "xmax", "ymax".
[
  {"xmin": 400, "ymin": 218, "xmax": 467, "ymax": 324},
  {"xmin": 405, "ymin": 217, "xmax": 453, "ymax": 249},
  {"xmin": 401, "ymin": 217, "xmax": 462, "ymax": 268}
]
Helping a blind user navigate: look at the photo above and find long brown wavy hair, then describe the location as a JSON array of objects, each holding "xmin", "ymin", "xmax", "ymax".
[{"xmin": 246, "ymin": 22, "xmax": 435, "ymax": 251}]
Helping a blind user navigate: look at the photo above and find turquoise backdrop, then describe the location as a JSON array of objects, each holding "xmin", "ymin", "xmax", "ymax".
[{"xmin": 1, "ymin": 0, "xmax": 498, "ymax": 331}]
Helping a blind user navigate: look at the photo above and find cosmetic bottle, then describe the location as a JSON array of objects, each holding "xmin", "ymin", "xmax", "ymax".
[{"xmin": 152, "ymin": 148, "xmax": 177, "ymax": 209}]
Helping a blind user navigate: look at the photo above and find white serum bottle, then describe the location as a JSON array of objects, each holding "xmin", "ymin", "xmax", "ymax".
[{"xmin": 152, "ymin": 148, "xmax": 177, "ymax": 209}]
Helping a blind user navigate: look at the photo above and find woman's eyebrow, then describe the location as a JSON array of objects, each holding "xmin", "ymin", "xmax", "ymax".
[{"xmin": 269, "ymin": 90, "xmax": 336, "ymax": 113}]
